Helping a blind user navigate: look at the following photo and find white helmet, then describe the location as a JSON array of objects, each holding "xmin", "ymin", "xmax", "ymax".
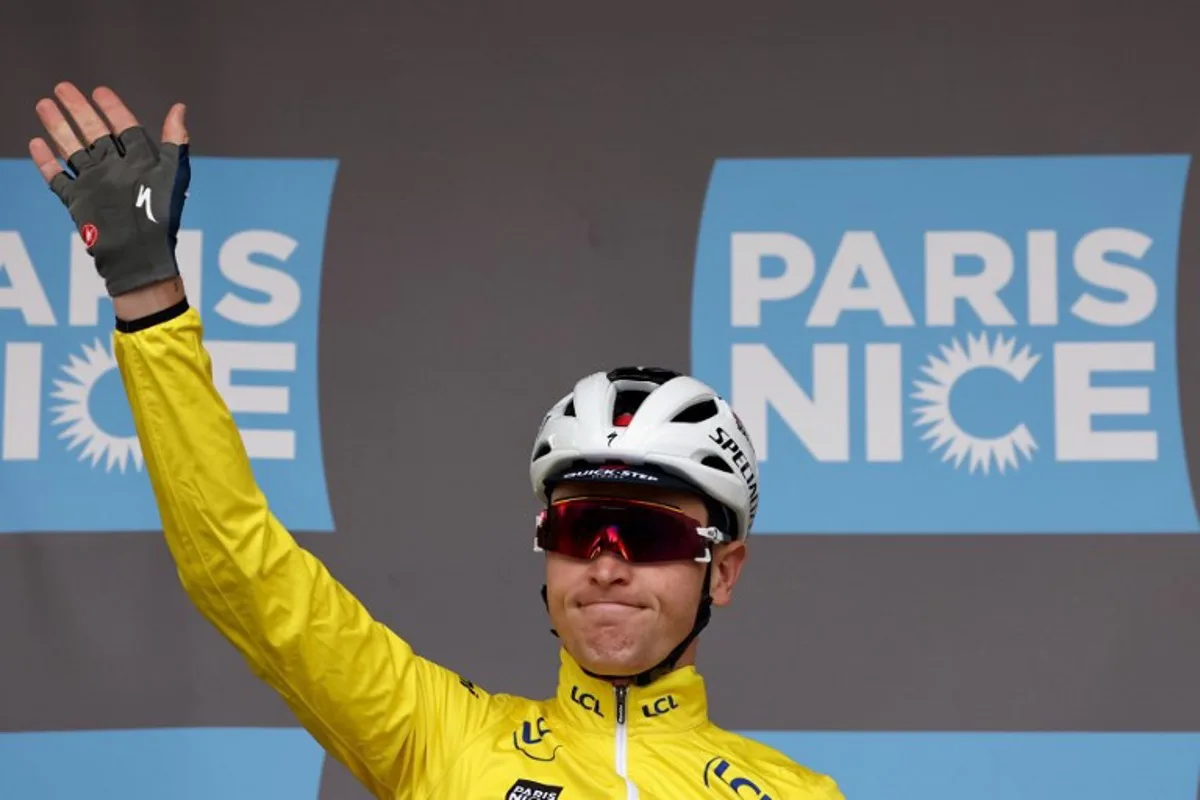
[{"xmin": 529, "ymin": 366, "xmax": 760, "ymax": 541}]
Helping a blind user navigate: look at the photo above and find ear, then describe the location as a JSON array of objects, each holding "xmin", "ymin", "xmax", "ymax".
[{"xmin": 708, "ymin": 540, "xmax": 748, "ymax": 607}]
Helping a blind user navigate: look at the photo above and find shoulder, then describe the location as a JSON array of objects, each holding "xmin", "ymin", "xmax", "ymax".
[
  {"xmin": 418, "ymin": 660, "xmax": 533, "ymax": 729},
  {"xmin": 698, "ymin": 725, "xmax": 845, "ymax": 799},
  {"xmin": 440, "ymin": 670, "xmax": 551, "ymax": 733}
]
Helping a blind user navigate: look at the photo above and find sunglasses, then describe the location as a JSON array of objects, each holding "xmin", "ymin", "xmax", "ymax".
[{"xmin": 534, "ymin": 497, "xmax": 729, "ymax": 564}]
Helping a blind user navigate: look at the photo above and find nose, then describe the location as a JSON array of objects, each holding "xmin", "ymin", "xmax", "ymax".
[{"xmin": 586, "ymin": 551, "xmax": 632, "ymax": 586}]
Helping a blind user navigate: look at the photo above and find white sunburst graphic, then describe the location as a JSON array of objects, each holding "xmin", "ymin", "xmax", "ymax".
[
  {"xmin": 50, "ymin": 338, "xmax": 144, "ymax": 473},
  {"xmin": 911, "ymin": 332, "xmax": 1042, "ymax": 475}
]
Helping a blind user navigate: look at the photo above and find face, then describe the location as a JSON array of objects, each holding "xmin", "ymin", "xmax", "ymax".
[{"xmin": 544, "ymin": 480, "xmax": 748, "ymax": 679}]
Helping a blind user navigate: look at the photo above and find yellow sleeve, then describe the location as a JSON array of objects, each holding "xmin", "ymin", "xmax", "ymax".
[{"xmin": 114, "ymin": 305, "xmax": 504, "ymax": 799}]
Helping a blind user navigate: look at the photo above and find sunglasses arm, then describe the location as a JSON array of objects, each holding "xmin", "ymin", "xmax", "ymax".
[
  {"xmin": 533, "ymin": 513, "xmax": 545, "ymax": 553},
  {"xmin": 694, "ymin": 526, "xmax": 728, "ymax": 563}
]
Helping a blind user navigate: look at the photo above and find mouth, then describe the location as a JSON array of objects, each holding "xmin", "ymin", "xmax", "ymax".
[{"xmin": 577, "ymin": 600, "xmax": 646, "ymax": 613}]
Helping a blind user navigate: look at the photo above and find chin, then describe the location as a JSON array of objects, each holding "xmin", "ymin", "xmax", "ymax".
[
  {"xmin": 580, "ymin": 651, "xmax": 639, "ymax": 676},
  {"xmin": 574, "ymin": 632, "xmax": 655, "ymax": 677}
]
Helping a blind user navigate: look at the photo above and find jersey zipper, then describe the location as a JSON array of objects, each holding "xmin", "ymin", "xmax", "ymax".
[{"xmin": 614, "ymin": 685, "xmax": 639, "ymax": 799}]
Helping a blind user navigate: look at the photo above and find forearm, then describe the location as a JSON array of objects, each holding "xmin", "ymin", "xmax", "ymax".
[{"xmin": 113, "ymin": 276, "xmax": 187, "ymax": 322}]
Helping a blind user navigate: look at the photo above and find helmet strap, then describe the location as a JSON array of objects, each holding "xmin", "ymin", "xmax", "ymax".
[{"xmin": 541, "ymin": 585, "xmax": 560, "ymax": 639}]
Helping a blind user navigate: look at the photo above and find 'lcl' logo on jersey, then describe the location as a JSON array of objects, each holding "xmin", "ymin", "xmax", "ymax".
[
  {"xmin": 642, "ymin": 695, "xmax": 679, "ymax": 718},
  {"xmin": 703, "ymin": 757, "xmax": 774, "ymax": 799},
  {"xmin": 570, "ymin": 686, "xmax": 603, "ymax": 717},
  {"xmin": 512, "ymin": 717, "xmax": 560, "ymax": 763}
]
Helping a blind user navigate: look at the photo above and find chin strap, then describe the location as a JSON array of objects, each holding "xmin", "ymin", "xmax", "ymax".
[{"xmin": 539, "ymin": 561, "xmax": 715, "ymax": 687}]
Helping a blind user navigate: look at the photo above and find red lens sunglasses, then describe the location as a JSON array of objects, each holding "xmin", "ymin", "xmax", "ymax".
[{"xmin": 533, "ymin": 496, "xmax": 728, "ymax": 564}]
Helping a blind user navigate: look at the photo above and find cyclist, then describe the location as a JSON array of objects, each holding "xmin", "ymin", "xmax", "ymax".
[{"xmin": 30, "ymin": 81, "xmax": 843, "ymax": 800}]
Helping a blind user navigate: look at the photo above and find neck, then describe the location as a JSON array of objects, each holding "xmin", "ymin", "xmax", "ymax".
[{"xmin": 584, "ymin": 639, "xmax": 700, "ymax": 686}]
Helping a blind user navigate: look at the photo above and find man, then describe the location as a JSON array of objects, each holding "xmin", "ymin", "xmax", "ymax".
[{"xmin": 30, "ymin": 82, "xmax": 843, "ymax": 800}]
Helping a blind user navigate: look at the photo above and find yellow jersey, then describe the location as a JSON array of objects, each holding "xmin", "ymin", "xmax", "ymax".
[{"xmin": 114, "ymin": 304, "xmax": 844, "ymax": 800}]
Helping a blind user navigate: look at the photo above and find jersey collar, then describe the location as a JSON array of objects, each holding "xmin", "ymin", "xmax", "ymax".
[{"xmin": 553, "ymin": 647, "xmax": 709, "ymax": 735}]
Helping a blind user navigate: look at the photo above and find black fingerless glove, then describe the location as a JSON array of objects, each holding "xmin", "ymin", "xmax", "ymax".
[{"xmin": 48, "ymin": 126, "xmax": 190, "ymax": 297}]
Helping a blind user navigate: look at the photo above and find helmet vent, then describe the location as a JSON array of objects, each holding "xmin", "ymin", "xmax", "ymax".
[
  {"xmin": 563, "ymin": 398, "xmax": 576, "ymax": 417},
  {"xmin": 533, "ymin": 442, "xmax": 552, "ymax": 461},
  {"xmin": 613, "ymin": 390, "xmax": 650, "ymax": 424},
  {"xmin": 700, "ymin": 455, "xmax": 734, "ymax": 474},
  {"xmin": 607, "ymin": 366, "xmax": 682, "ymax": 385},
  {"xmin": 672, "ymin": 399, "xmax": 718, "ymax": 423}
]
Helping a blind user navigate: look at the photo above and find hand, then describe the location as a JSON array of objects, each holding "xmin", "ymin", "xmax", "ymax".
[{"xmin": 30, "ymin": 83, "xmax": 191, "ymax": 317}]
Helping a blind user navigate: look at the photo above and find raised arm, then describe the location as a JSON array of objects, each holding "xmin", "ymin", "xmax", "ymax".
[{"xmin": 30, "ymin": 82, "xmax": 507, "ymax": 799}]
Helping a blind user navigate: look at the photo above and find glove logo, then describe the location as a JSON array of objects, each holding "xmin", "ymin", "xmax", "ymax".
[
  {"xmin": 0, "ymin": 157, "xmax": 339, "ymax": 533},
  {"xmin": 134, "ymin": 184, "xmax": 156, "ymax": 223},
  {"xmin": 691, "ymin": 155, "xmax": 1197, "ymax": 534}
]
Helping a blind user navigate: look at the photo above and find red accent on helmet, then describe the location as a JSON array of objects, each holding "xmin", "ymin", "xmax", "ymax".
[{"xmin": 614, "ymin": 412, "xmax": 634, "ymax": 427}]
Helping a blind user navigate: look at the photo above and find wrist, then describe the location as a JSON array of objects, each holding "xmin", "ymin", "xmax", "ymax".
[{"xmin": 113, "ymin": 276, "xmax": 187, "ymax": 322}]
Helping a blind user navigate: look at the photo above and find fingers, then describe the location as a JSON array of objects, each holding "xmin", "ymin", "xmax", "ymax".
[
  {"xmin": 52, "ymin": 82, "xmax": 112, "ymax": 147},
  {"xmin": 34, "ymin": 83, "xmax": 188, "ymax": 171},
  {"xmin": 34, "ymin": 96, "xmax": 84, "ymax": 160},
  {"xmin": 161, "ymin": 103, "xmax": 188, "ymax": 145},
  {"xmin": 91, "ymin": 86, "xmax": 140, "ymax": 135},
  {"xmin": 28, "ymin": 138, "xmax": 64, "ymax": 184}
]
